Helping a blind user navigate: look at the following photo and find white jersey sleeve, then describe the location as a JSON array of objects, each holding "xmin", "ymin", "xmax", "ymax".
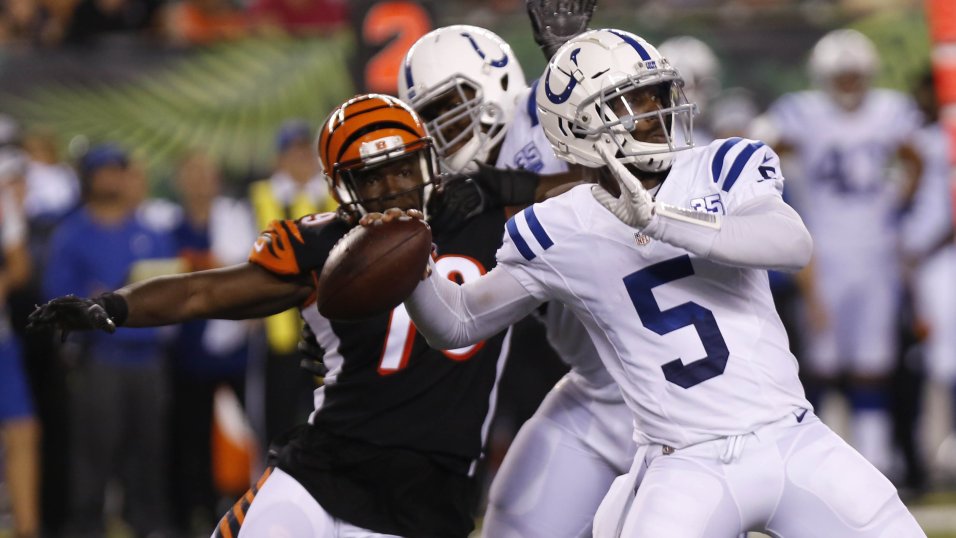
[
  {"xmin": 495, "ymin": 195, "xmax": 585, "ymax": 302},
  {"xmin": 641, "ymin": 138, "xmax": 811, "ymax": 272},
  {"xmin": 403, "ymin": 261, "xmax": 541, "ymax": 351}
]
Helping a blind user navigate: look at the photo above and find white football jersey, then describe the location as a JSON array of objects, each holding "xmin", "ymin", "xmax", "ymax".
[
  {"xmin": 767, "ymin": 89, "xmax": 922, "ymax": 262},
  {"xmin": 495, "ymin": 80, "xmax": 569, "ymax": 175},
  {"xmin": 497, "ymin": 138, "xmax": 810, "ymax": 448},
  {"xmin": 494, "ymin": 81, "xmax": 615, "ymax": 390}
]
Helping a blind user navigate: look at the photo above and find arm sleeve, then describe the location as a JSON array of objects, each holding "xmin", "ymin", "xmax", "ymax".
[
  {"xmin": 404, "ymin": 260, "xmax": 543, "ymax": 349},
  {"xmin": 642, "ymin": 194, "xmax": 813, "ymax": 272}
]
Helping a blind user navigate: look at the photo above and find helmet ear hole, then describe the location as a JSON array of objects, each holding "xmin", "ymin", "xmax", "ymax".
[{"xmin": 500, "ymin": 74, "xmax": 509, "ymax": 92}]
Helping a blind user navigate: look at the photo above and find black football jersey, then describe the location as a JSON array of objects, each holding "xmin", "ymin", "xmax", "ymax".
[
  {"xmin": 250, "ymin": 209, "xmax": 510, "ymax": 473},
  {"xmin": 248, "ymin": 197, "xmax": 511, "ymax": 536}
]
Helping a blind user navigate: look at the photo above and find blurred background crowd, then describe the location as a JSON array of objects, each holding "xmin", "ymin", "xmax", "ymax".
[{"xmin": 0, "ymin": 0, "xmax": 954, "ymax": 536}]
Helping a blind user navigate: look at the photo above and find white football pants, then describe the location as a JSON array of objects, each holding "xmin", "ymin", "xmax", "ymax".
[
  {"xmin": 483, "ymin": 374, "xmax": 635, "ymax": 538},
  {"xmin": 594, "ymin": 413, "xmax": 925, "ymax": 538},
  {"xmin": 214, "ymin": 467, "xmax": 403, "ymax": 538}
]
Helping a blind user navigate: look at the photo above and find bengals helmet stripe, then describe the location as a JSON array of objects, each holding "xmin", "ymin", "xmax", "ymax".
[
  {"xmin": 318, "ymin": 94, "xmax": 428, "ymax": 172},
  {"xmin": 335, "ymin": 122, "xmax": 421, "ymax": 164},
  {"xmin": 316, "ymin": 93, "xmax": 437, "ymax": 216}
]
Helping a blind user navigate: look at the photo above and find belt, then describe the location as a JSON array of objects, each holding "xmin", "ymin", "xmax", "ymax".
[{"xmin": 648, "ymin": 407, "xmax": 814, "ymax": 464}]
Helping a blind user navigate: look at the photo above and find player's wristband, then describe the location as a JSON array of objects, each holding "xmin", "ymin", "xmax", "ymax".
[{"xmin": 93, "ymin": 292, "xmax": 129, "ymax": 327}]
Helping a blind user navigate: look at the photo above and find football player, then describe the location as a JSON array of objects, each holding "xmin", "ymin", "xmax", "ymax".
[
  {"xmin": 28, "ymin": 94, "xmax": 515, "ymax": 538},
  {"xmin": 395, "ymin": 29, "xmax": 924, "ymax": 536},
  {"xmin": 760, "ymin": 29, "xmax": 924, "ymax": 474},
  {"xmin": 901, "ymin": 70, "xmax": 956, "ymax": 481},
  {"xmin": 400, "ymin": 9, "xmax": 638, "ymax": 537},
  {"xmin": 399, "ymin": 22, "xmax": 590, "ymax": 208}
]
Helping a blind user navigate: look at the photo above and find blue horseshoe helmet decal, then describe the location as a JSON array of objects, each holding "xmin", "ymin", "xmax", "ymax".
[
  {"xmin": 544, "ymin": 48, "xmax": 582, "ymax": 104},
  {"xmin": 460, "ymin": 32, "xmax": 509, "ymax": 68}
]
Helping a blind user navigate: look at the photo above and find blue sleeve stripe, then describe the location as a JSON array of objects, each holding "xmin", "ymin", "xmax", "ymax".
[
  {"xmin": 524, "ymin": 206, "xmax": 553, "ymax": 250},
  {"xmin": 722, "ymin": 142, "xmax": 765, "ymax": 193},
  {"xmin": 506, "ymin": 216, "xmax": 536, "ymax": 260},
  {"xmin": 528, "ymin": 78, "xmax": 540, "ymax": 127},
  {"xmin": 711, "ymin": 137, "xmax": 742, "ymax": 183}
]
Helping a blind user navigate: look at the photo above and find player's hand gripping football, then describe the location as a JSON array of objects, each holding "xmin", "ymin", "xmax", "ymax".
[
  {"xmin": 358, "ymin": 207, "xmax": 425, "ymax": 227},
  {"xmin": 27, "ymin": 294, "xmax": 117, "ymax": 337},
  {"xmin": 359, "ymin": 208, "xmax": 433, "ymax": 279},
  {"xmin": 591, "ymin": 143, "xmax": 656, "ymax": 228},
  {"xmin": 527, "ymin": 0, "xmax": 598, "ymax": 59}
]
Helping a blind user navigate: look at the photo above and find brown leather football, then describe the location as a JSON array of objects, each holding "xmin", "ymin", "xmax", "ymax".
[{"xmin": 317, "ymin": 216, "xmax": 432, "ymax": 321}]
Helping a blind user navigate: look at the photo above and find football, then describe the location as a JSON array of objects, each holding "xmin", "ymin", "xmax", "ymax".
[{"xmin": 317, "ymin": 215, "xmax": 433, "ymax": 321}]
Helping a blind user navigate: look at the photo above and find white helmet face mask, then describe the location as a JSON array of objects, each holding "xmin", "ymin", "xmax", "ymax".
[
  {"xmin": 808, "ymin": 29, "xmax": 878, "ymax": 111},
  {"xmin": 536, "ymin": 29, "xmax": 697, "ymax": 172},
  {"xmin": 399, "ymin": 25, "xmax": 526, "ymax": 173}
]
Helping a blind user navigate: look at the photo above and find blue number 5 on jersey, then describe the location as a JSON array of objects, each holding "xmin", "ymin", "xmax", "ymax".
[{"xmin": 623, "ymin": 255, "xmax": 729, "ymax": 389}]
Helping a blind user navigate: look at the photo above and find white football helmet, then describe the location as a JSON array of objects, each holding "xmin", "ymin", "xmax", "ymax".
[
  {"xmin": 398, "ymin": 25, "xmax": 526, "ymax": 173},
  {"xmin": 657, "ymin": 36, "xmax": 721, "ymax": 113},
  {"xmin": 536, "ymin": 28, "xmax": 696, "ymax": 172},
  {"xmin": 808, "ymin": 29, "xmax": 879, "ymax": 110}
]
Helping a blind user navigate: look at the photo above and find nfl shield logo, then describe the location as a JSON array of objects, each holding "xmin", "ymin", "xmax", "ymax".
[{"xmin": 635, "ymin": 232, "xmax": 651, "ymax": 246}]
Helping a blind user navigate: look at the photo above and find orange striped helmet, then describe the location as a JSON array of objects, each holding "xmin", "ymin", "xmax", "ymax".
[{"xmin": 317, "ymin": 93, "xmax": 437, "ymax": 215}]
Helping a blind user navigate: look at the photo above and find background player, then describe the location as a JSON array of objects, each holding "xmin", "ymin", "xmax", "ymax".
[
  {"xmin": 900, "ymin": 70, "xmax": 956, "ymax": 485},
  {"xmin": 28, "ymin": 94, "xmax": 516, "ymax": 538},
  {"xmin": 760, "ymin": 28, "xmax": 924, "ymax": 474},
  {"xmin": 395, "ymin": 28, "xmax": 924, "ymax": 536}
]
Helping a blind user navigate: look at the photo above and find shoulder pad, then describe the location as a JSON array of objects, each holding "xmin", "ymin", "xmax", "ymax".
[
  {"xmin": 708, "ymin": 137, "xmax": 771, "ymax": 193},
  {"xmin": 249, "ymin": 212, "xmax": 346, "ymax": 275},
  {"xmin": 504, "ymin": 204, "xmax": 555, "ymax": 261}
]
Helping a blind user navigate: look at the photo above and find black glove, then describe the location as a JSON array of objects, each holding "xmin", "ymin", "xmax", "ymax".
[
  {"xmin": 26, "ymin": 293, "xmax": 127, "ymax": 339},
  {"xmin": 298, "ymin": 322, "xmax": 328, "ymax": 377},
  {"xmin": 527, "ymin": 0, "xmax": 598, "ymax": 60},
  {"xmin": 471, "ymin": 162, "xmax": 541, "ymax": 207},
  {"xmin": 427, "ymin": 173, "xmax": 486, "ymax": 234}
]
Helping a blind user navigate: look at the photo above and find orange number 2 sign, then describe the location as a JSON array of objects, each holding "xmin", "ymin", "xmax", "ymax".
[{"xmin": 362, "ymin": 1, "xmax": 432, "ymax": 94}]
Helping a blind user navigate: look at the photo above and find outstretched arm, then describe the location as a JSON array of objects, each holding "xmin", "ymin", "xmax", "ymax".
[
  {"xmin": 405, "ymin": 263, "xmax": 542, "ymax": 350},
  {"xmin": 30, "ymin": 262, "xmax": 313, "ymax": 334},
  {"xmin": 118, "ymin": 262, "xmax": 313, "ymax": 326}
]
